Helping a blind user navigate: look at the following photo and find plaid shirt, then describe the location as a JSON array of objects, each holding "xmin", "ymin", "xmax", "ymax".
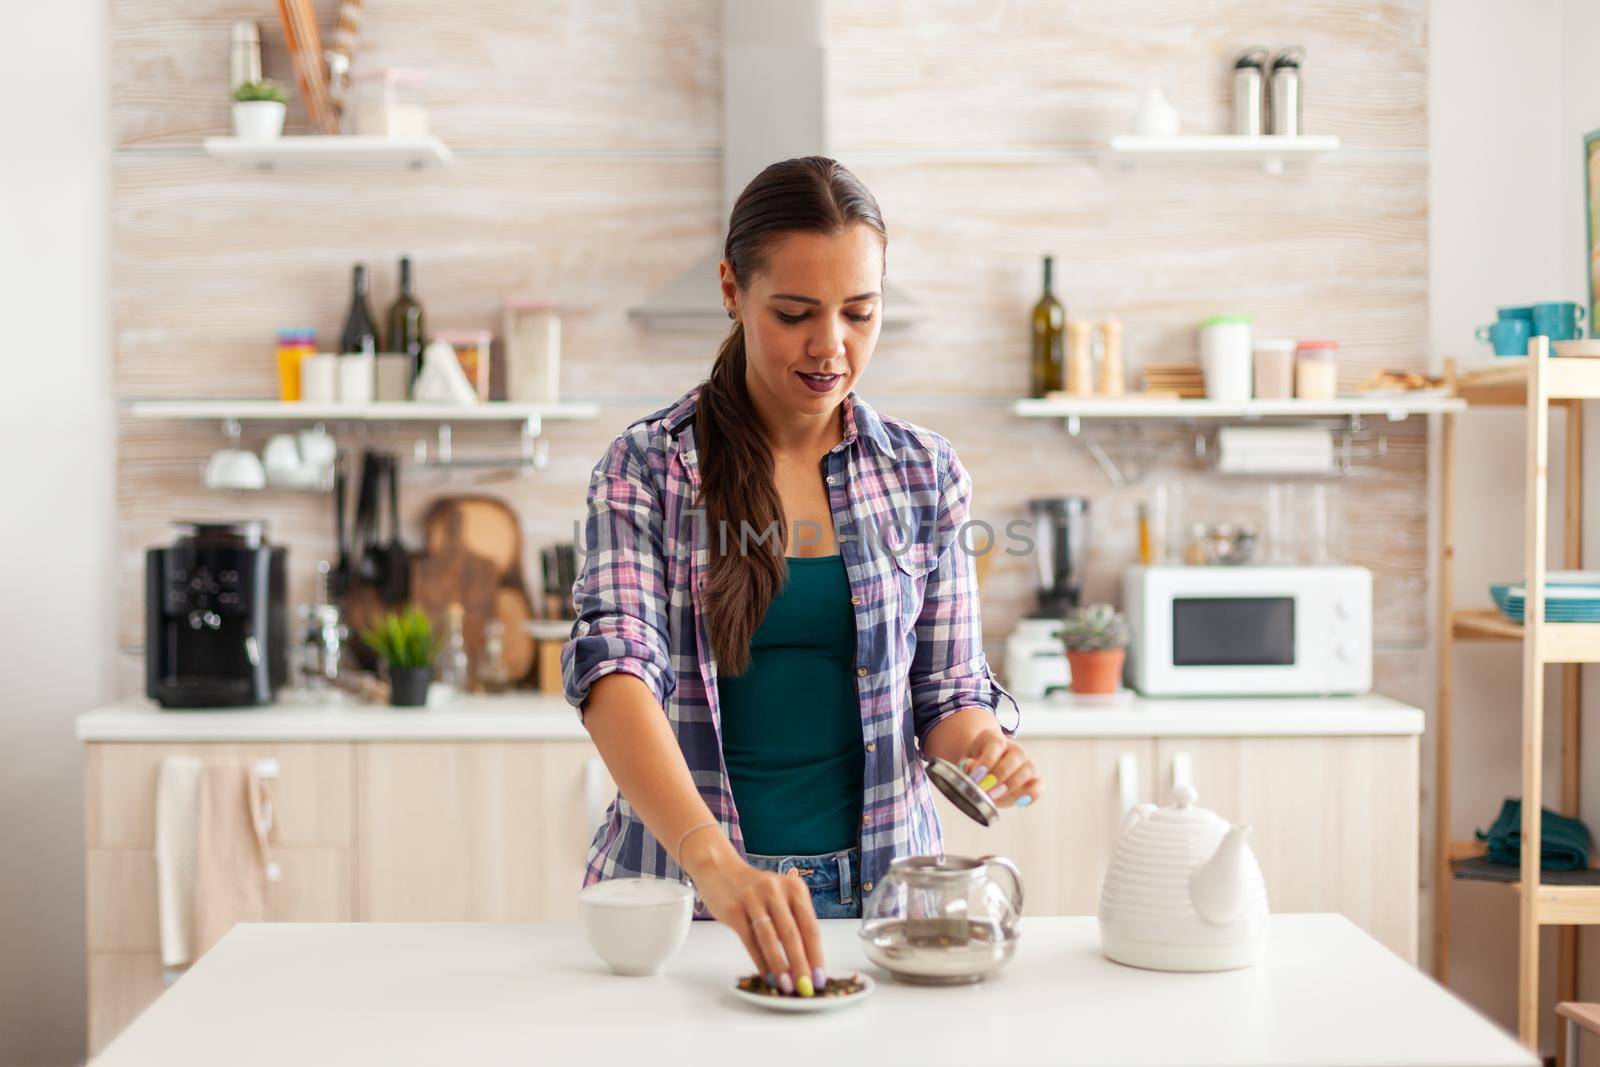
[{"xmin": 562, "ymin": 381, "xmax": 1021, "ymax": 900}]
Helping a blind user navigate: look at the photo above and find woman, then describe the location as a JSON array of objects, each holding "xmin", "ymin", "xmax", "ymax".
[{"xmin": 562, "ymin": 156, "xmax": 1036, "ymax": 997}]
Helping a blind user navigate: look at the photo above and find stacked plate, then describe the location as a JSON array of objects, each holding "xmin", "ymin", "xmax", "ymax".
[{"xmin": 1490, "ymin": 571, "xmax": 1600, "ymax": 623}]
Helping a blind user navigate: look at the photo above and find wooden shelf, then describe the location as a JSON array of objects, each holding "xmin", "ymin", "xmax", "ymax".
[
  {"xmin": 1448, "ymin": 610, "xmax": 1600, "ymax": 660},
  {"xmin": 128, "ymin": 400, "xmax": 598, "ymax": 424},
  {"xmin": 1537, "ymin": 624, "xmax": 1600, "ymax": 664},
  {"xmin": 202, "ymin": 135, "xmax": 453, "ymax": 167},
  {"xmin": 1013, "ymin": 394, "xmax": 1463, "ymax": 421},
  {"xmin": 1452, "ymin": 856, "xmax": 1600, "ymax": 889},
  {"xmin": 1454, "ymin": 357, "xmax": 1600, "ymax": 406},
  {"xmin": 1452, "ymin": 609, "xmax": 1524, "ymax": 641}
]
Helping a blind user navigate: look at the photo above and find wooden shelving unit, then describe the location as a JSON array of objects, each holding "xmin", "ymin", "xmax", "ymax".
[{"xmin": 1434, "ymin": 341, "xmax": 1596, "ymax": 1054}]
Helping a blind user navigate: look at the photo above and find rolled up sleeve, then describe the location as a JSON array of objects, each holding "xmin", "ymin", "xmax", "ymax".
[
  {"xmin": 908, "ymin": 439, "xmax": 1022, "ymax": 745},
  {"xmin": 561, "ymin": 432, "xmax": 676, "ymax": 720}
]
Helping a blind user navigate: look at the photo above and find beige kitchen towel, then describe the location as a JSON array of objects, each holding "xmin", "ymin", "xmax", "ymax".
[
  {"xmin": 193, "ymin": 762, "xmax": 277, "ymax": 958},
  {"xmin": 155, "ymin": 756, "xmax": 203, "ymax": 967}
]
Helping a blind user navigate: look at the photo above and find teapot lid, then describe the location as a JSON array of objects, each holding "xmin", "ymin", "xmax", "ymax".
[{"xmin": 925, "ymin": 756, "xmax": 1000, "ymax": 827}]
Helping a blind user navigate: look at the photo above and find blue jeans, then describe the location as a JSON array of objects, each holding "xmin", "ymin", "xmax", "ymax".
[{"xmin": 745, "ymin": 845, "xmax": 863, "ymax": 919}]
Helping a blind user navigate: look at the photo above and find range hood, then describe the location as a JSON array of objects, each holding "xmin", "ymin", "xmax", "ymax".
[{"xmin": 627, "ymin": 0, "xmax": 920, "ymax": 330}]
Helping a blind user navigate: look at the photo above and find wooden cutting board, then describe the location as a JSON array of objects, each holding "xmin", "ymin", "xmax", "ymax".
[{"xmin": 409, "ymin": 496, "xmax": 535, "ymax": 686}]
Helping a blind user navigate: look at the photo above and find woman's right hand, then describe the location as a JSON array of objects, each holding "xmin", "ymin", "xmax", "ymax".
[{"xmin": 686, "ymin": 846, "xmax": 825, "ymax": 997}]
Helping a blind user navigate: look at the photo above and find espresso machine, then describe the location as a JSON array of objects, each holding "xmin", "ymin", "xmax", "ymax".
[
  {"xmin": 146, "ymin": 521, "xmax": 288, "ymax": 708},
  {"xmin": 1002, "ymin": 498, "xmax": 1090, "ymax": 700}
]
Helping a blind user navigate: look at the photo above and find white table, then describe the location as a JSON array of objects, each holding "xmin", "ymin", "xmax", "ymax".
[{"xmin": 92, "ymin": 915, "xmax": 1530, "ymax": 1067}]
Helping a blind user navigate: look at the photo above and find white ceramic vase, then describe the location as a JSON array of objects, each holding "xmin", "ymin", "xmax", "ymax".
[{"xmin": 232, "ymin": 101, "xmax": 286, "ymax": 141}]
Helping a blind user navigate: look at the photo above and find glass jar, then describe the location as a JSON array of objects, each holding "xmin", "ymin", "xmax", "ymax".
[
  {"xmin": 435, "ymin": 329, "xmax": 494, "ymax": 402},
  {"xmin": 1252, "ymin": 338, "xmax": 1296, "ymax": 400},
  {"xmin": 344, "ymin": 67, "xmax": 430, "ymax": 138},
  {"xmin": 503, "ymin": 300, "xmax": 561, "ymax": 403},
  {"xmin": 1294, "ymin": 340, "xmax": 1339, "ymax": 400},
  {"xmin": 859, "ymin": 854, "xmax": 1023, "ymax": 985}
]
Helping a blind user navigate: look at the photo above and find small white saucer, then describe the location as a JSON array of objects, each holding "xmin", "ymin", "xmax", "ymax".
[{"xmin": 731, "ymin": 973, "xmax": 875, "ymax": 1013}]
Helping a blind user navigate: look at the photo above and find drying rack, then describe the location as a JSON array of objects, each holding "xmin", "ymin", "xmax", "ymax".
[{"xmin": 1433, "ymin": 340, "xmax": 1600, "ymax": 1054}]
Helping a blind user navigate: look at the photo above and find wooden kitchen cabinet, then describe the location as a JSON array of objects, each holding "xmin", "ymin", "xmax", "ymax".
[
  {"xmin": 1152, "ymin": 736, "xmax": 1420, "ymax": 963},
  {"xmin": 932, "ymin": 738, "xmax": 1155, "ymax": 916},
  {"xmin": 83, "ymin": 742, "xmax": 355, "ymax": 1056},
  {"xmin": 356, "ymin": 741, "xmax": 615, "ymax": 922}
]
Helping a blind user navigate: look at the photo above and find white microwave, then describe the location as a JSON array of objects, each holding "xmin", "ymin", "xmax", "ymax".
[{"xmin": 1123, "ymin": 565, "xmax": 1372, "ymax": 697}]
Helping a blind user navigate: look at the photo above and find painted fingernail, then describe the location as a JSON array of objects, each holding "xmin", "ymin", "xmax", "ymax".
[
  {"xmin": 971, "ymin": 764, "xmax": 989, "ymax": 781},
  {"xmin": 778, "ymin": 972, "xmax": 794, "ymax": 994},
  {"xmin": 977, "ymin": 774, "xmax": 998, "ymax": 792},
  {"xmin": 797, "ymin": 974, "xmax": 815, "ymax": 998},
  {"xmin": 1017, "ymin": 795, "xmax": 1033, "ymax": 808},
  {"xmin": 766, "ymin": 972, "xmax": 778, "ymax": 988},
  {"xmin": 990, "ymin": 783, "xmax": 1008, "ymax": 799},
  {"xmin": 812, "ymin": 967, "xmax": 826, "ymax": 990}
]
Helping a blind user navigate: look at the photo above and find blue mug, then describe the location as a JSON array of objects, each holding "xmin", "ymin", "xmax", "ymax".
[
  {"xmin": 1477, "ymin": 318, "xmax": 1530, "ymax": 356},
  {"xmin": 1531, "ymin": 301, "xmax": 1585, "ymax": 342},
  {"xmin": 1498, "ymin": 305, "xmax": 1535, "ymax": 323}
]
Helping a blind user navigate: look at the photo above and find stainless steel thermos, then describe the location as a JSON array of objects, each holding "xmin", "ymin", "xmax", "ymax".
[
  {"xmin": 1232, "ymin": 47, "xmax": 1269, "ymax": 136},
  {"xmin": 1268, "ymin": 47, "xmax": 1305, "ymax": 137}
]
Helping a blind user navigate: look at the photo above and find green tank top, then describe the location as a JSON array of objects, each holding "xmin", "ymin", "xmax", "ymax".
[{"xmin": 717, "ymin": 553, "xmax": 865, "ymax": 857}]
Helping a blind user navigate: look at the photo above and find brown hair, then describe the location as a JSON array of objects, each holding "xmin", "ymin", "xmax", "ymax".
[{"xmin": 695, "ymin": 156, "xmax": 887, "ymax": 677}]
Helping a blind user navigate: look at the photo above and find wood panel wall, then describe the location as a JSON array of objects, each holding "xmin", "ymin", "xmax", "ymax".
[{"xmin": 110, "ymin": 0, "xmax": 1430, "ymax": 702}]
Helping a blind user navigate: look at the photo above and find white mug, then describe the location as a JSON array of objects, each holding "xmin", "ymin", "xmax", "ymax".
[
  {"xmin": 204, "ymin": 448, "xmax": 266, "ymax": 491},
  {"xmin": 262, "ymin": 433, "xmax": 302, "ymax": 473},
  {"xmin": 297, "ymin": 426, "xmax": 336, "ymax": 469}
]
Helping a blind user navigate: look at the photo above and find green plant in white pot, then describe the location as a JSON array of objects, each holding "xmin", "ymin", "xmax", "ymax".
[
  {"xmin": 1061, "ymin": 603, "xmax": 1130, "ymax": 695},
  {"xmin": 231, "ymin": 79, "xmax": 289, "ymax": 141}
]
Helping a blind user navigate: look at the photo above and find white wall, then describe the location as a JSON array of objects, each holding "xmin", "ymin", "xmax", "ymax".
[
  {"xmin": 1430, "ymin": 0, "xmax": 1600, "ymax": 1055},
  {"xmin": 0, "ymin": 0, "xmax": 115, "ymax": 1062}
]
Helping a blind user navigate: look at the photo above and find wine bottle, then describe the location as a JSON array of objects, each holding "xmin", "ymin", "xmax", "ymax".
[
  {"xmin": 386, "ymin": 255, "xmax": 427, "ymax": 380},
  {"xmin": 1029, "ymin": 255, "xmax": 1066, "ymax": 397},
  {"xmin": 339, "ymin": 263, "xmax": 379, "ymax": 355}
]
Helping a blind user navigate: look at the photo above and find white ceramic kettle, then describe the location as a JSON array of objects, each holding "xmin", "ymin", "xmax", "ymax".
[{"xmin": 1098, "ymin": 783, "xmax": 1269, "ymax": 972}]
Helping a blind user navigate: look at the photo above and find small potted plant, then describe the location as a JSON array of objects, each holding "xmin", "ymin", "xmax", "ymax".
[
  {"xmin": 360, "ymin": 606, "xmax": 439, "ymax": 707},
  {"xmin": 231, "ymin": 79, "xmax": 289, "ymax": 141},
  {"xmin": 1060, "ymin": 603, "xmax": 1130, "ymax": 696}
]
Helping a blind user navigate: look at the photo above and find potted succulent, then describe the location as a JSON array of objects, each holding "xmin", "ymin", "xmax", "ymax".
[
  {"xmin": 1060, "ymin": 603, "xmax": 1130, "ymax": 696},
  {"xmin": 231, "ymin": 79, "xmax": 289, "ymax": 141},
  {"xmin": 360, "ymin": 606, "xmax": 440, "ymax": 707}
]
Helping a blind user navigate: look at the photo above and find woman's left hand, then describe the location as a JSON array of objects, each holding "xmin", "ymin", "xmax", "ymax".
[{"xmin": 960, "ymin": 730, "xmax": 1041, "ymax": 809}]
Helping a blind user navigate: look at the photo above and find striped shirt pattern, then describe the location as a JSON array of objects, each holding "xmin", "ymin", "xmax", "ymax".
[{"xmin": 562, "ymin": 382, "xmax": 1021, "ymax": 900}]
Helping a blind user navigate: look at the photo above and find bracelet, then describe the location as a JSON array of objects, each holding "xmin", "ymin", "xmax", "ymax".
[{"xmin": 674, "ymin": 819, "xmax": 720, "ymax": 868}]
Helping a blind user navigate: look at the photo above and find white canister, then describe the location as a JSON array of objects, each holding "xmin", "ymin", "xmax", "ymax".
[
  {"xmin": 374, "ymin": 353, "xmax": 411, "ymax": 402},
  {"xmin": 1198, "ymin": 315, "xmax": 1253, "ymax": 402},
  {"xmin": 504, "ymin": 299, "xmax": 561, "ymax": 403},
  {"xmin": 1252, "ymin": 338, "xmax": 1296, "ymax": 400},
  {"xmin": 337, "ymin": 351, "xmax": 375, "ymax": 404},
  {"xmin": 300, "ymin": 353, "xmax": 339, "ymax": 403}
]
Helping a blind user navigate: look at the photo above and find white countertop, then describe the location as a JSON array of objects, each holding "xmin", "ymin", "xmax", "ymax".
[
  {"xmin": 91, "ymin": 915, "xmax": 1528, "ymax": 1067},
  {"xmin": 75, "ymin": 691, "xmax": 1424, "ymax": 742}
]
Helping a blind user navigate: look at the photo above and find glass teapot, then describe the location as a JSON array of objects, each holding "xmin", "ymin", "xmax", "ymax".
[{"xmin": 859, "ymin": 854, "xmax": 1024, "ymax": 984}]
